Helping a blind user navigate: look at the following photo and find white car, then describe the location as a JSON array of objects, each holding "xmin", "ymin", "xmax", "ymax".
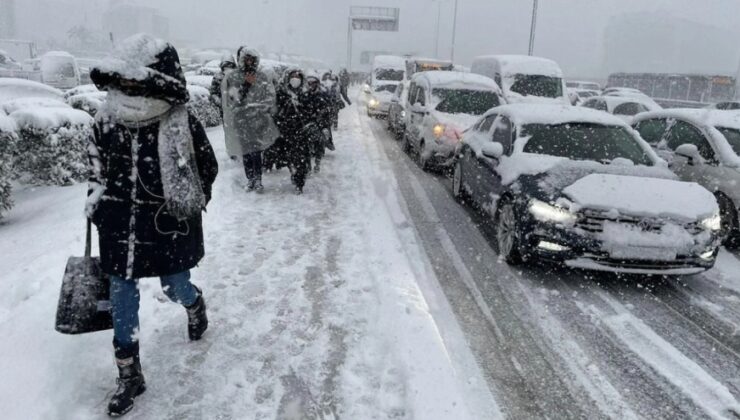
[
  {"xmin": 455, "ymin": 104, "xmax": 720, "ymax": 274},
  {"xmin": 633, "ymin": 109, "xmax": 740, "ymax": 246},
  {"xmin": 39, "ymin": 51, "xmax": 81, "ymax": 89},
  {"xmin": 402, "ymin": 71, "xmax": 504, "ymax": 170},
  {"xmin": 367, "ymin": 83, "xmax": 398, "ymax": 118},
  {"xmin": 470, "ymin": 55, "xmax": 569, "ymax": 105},
  {"xmin": 581, "ymin": 95, "xmax": 659, "ymax": 123},
  {"xmin": 0, "ymin": 78, "xmax": 64, "ymax": 107}
]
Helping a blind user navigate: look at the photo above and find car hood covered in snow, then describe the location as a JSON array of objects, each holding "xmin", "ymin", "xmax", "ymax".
[{"xmin": 562, "ymin": 173, "xmax": 717, "ymax": 222}]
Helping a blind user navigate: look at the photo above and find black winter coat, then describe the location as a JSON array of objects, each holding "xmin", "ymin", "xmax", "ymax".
[
  {"xmin": 89, "ymin": 113, "xmax": 218, "ymax": 279},
  {"xmin": 303, "ymin": 89, "xmax": 332, "ymax": 130},
  {"xmin": 274, "ymin": 86, "xmax": 308, "ymax": 140}
]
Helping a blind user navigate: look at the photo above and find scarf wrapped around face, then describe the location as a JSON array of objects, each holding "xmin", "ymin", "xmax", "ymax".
[{"xmin": 100, "ymin": 91, "xmax": 206, "ymax": 221}]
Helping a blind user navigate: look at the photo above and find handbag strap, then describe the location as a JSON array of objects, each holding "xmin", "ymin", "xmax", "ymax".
[{"xmin": 85, "ymin": 218, "xmax": 92, "ymax": 258}]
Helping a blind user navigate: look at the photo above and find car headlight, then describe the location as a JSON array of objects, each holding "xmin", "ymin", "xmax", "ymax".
[
  {"xmin": 433, "ymin": 124, "xmax": 445, "ymax": 138},
  {"xmin": 400, "ymin": 110, "xmax": 406, "ymax": 118},
  {"xmin": 528, "ymin": 199, "xmax": 577, "ymax": 225},
  {"xmin": 368, "ymin": 98, "xmax": 379, "ymax": 108},
  {"xmin": 701, "ymin": 213, "xmax": 721, "ymax": 231}
]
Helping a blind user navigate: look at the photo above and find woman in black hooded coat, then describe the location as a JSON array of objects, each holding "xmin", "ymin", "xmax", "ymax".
[{"xmin": 87, "ymin": 34, "xmax": 218, "ymax": 417}]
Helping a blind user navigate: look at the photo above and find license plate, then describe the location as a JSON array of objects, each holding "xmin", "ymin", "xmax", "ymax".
[{"xmin": 609, "ymin": 246, "xmax": 676, "ymax": 261}]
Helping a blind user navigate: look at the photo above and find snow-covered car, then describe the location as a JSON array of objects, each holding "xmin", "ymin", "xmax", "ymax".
[
  {"xmin": 581, "ymin": 95, "xmax": 657, "ymax": 123},
  {"xmin": 39, "ymin": 51, "xmax": 81, "ymax": 89},
  {"xmin": 566, "ymin": 80, "xmax": 601, "ymax": 91},
  {"xmin": 1, "ymin": 97, "xmax": 69, "ymax": 115},
  {"xmin": 367, "ymin": 83, "xmax": 398, "ymax": 118},
  {"xmin": 471, "ymin": 55, "xmax": 570, "ymax": 105},
  {"xmin": 567, "ymin": 88, "xmax": 599, "ymax": 105},
  {"xmin": 603, "ymin": 88, "xmax": 662, "ymax": 112},
  {"xmin": 707, "ymin": 101, "xmax": 740, "ymax": 111},
  {"xmin": 0, "ymin": 49, "xmax": 22, "ymax": 71},
  {"xmin": 196, "ymin": 59, "xmax": 221, "ymax": 76},
  {"xmin": 632, "ymin": 109, "xmax": 740, "ymax": 246},
  {"xmin": 403, "ymin": 71, "xmax": 504, "ymax": 170},
  {"xmin": 63, "ymin": 84, "xmax": 99, "ymax": 100},
  {"xmin": 0, "ymin": 78, "xmax": 64, "ymax": 104},
  {"xmin": 387, "ymin": 81, "xmax": 409, "ymax": 139},
  {"xmin": 453, "ymin": 104, "xmax": 721, "ymax": 275}
]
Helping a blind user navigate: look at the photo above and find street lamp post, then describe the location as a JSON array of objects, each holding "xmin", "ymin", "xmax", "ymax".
[
  {"xmin": 434, "ymin": 1, "xmax": 442, "ymax": 58},
  {"xmin": 528, "ymin": 0, "xmax": 539, "ymax": 56},
  {"xmin": 450, "ymin": 0, "xmax": 459, "ymax": 62}
]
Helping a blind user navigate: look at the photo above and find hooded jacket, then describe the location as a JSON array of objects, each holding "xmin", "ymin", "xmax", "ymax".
[
  {"xmin": 221, "ymin": 47, "xmax": 279, "ymax": 156},
  {"xmin": 87, "ymin": 34, "xmax": 218, "ymax": 279}
]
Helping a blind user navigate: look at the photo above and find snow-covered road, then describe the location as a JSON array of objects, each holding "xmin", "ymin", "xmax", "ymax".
[
  {"xmin": 365, "ymin": 112, "xmax": 740, "ymax": 419},
  {"xmin": 0, "ymin": 104, "xmax": 499, "ymax": 419}
]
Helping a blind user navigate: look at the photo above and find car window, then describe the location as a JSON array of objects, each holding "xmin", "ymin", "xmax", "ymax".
[
  {"xmin": 394, "ymin": 84, "xmax": 404, "ymax": 98},
  {"xmin": 634, "ymin": 118, "xmax": 668, "ymax": 145},
  {"xmin": 614, "ymin": 102, "xmax": 648, "ymax": 116},
  {"xmin": 432, "ymin": 89, "xmax": 500, "ymax": 115},
  {"xmin": 715, "ymin": 127, "xmax": 740, "ymax": 157},
  {"xmin": 583, "ymin": 99, "xmax": 607, "ymax": 111},
  {"xmin": 510, "ymin": 75, "xmax": 563, "ymax": 98},
  {"xmin": 665, "ymin": 120, "xmax": 716, "ymax": 162},
  {"xmin": 492, "ymin": 116, "xmax": 513, "ymax": 155},
  {"xmin": 416, "ymin": 87, "xmax": 426, "ymax": 106},
  {"xmin": 407, "ymin": 83, "xmax": 418, "ymax": 104},
  {"xmin": 521, "ymin": 123, "xmax": 653, "ymax": 166},
  {"xmin": 374, "ymin": 84, "xmax": 396, "ymax": 93}
]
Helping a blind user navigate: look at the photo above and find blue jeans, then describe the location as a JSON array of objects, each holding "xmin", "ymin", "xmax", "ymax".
[{"xmin": 110, "ymin": 271, "xmax": 198, "ymax": 349}]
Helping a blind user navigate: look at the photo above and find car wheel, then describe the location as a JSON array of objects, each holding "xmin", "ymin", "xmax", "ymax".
[
  {"xmin": 452, "ymin": 160, "xmax": 468, "ymax": 201},
  {"xmin": 418, "ymin": 141, "xmax": 429, "ymax": 171},
  {"xmin": 402, "ymin": 132, "xmax": 412, "ymax": 154},
  {"xmin": 717, "ymin": 194, "xmax": 740, "ymax": 248},
  {"xmin": 496, "ymin": 200, "xmax": 524, "ymax": 265}
]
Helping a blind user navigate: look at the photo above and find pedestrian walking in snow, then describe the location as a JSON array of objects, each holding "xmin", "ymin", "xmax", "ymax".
[
  {"xmin": 87, "ymin": 34, "xmax": 218, "ymax": 417},
  {"xmin": 322, "ymin": 71, "xmax": 344, "ymax": 131},
  {"xmin": 304, "ymin": 72, "xmax": 334, "ymax": 172},
  {"xmin": 275, "ymin": 68, "xmax": 311, "ymax": 194},
  {"xmin": 338, "ymin": 68, "xmax": 352, "ymax": 105},
  {"xmin": 209, "ymin": 58, "xmax": 236, "ymax": 116},
  {"xmin": 222, "ymin": 47, "xmax": 279, "ymax": 192}
]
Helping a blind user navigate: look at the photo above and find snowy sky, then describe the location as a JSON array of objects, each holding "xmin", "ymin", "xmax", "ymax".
[{"xmin": 12, "ymin": 0, "xmax": 740, "ymax": 78}]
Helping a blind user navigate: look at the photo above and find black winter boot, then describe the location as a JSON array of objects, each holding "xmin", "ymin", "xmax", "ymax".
[
  {"xmin": 254, "ymin": 179, "xmax": 264, "ymax": 194},
  {"xmin": 186, "ymin": 287, "xmax": 208, "ymax": 341},
  {"xmin": 108, "ymin": 343, "xmax": 146, "ymax": 417}
]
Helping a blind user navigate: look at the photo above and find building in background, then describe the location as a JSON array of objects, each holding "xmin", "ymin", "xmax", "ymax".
[{"xmin": 102, "ymin": 3, "xmax": 169, "ymax": 44}]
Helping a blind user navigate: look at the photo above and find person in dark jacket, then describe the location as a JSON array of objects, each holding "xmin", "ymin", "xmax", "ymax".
[
  {"xmin": 338, "ymin": 68, "xmax": 352, "ymax": 105},
  {"xmin": 209, "ymin": 58, "xmax": 236, "ymax": 115},
  {"xmin": 304, "ymin": 72, "xmax": 333, "ymax": 172},
  {"xmin": 322, "ymin": 71, "xmax": 344, "ymax": 130},
  {"xmin": 274, "ymin": 67, "xmax": 311, "ymax": 194},
  {"xmin": 87, "ymin": 34, "xmax": 218, "ymax": 417}
]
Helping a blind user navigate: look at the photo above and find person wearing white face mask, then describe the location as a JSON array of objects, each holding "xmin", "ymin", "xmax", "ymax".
[{"xmin": 88, "ymin": 34, "xmax": 218, "ymax": 417}]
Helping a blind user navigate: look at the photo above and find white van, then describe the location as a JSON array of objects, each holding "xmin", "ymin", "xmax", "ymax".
[
  {"xmin": 371, "ymin": 55, "xmax": 406, "ymax": 87},
  {"xmin": 471, "ymin": 55, "xmax": 569, "ymax": 105},
  {"xmin": 39, "ymin": 51, "xmax": 81, "ymax": 90}
]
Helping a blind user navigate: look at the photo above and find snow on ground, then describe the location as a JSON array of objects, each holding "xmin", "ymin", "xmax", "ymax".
[{"xmin": 0, "ymin": 104, "xmax": 494, "ymax": 419}]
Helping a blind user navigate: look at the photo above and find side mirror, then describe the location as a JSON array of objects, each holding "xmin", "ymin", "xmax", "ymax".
[
  {"xmin": 675, "ymin": 144, "xmax": 702, "ymax": 166},
  {"xmin": 481, "ymin": 142, "xmax": 504, "ymax": 159}
]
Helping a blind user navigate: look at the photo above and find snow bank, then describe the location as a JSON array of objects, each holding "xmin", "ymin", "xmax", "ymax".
[
  {"xmin": 186, "ymin": 85, "xmax": 220, "ymax": 127},
  {"xmin": 0, "ymin": 78, "xmax": 64, "ymax": 103},
  {"xmin": 563, "ymin": 173, "xmax": 717, "ymax": 221},
  {"xmin": 10, "ymin": 107, "xmax": 93, "ymax": 185},
  {"xmin": 1, "ymin": 97, "xmax": 70, "ymax": 115}
]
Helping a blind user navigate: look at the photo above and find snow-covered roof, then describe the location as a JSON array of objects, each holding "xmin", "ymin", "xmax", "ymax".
[
  {"xmin": 634, "ymin": 108, "xmax": 740, "ymax": 130},
  {"xmin": 490, "ymin": 104, "xmax": 630, "ymax": 127},
  {"xmin": 474, "ymin": 55, "xmax": 563, "ymax": 77},
  {"xmin": 10, "ymin": 107, "xmax": 93, "ymax": 129},
  {"xmin": 413, "ymin": 71, "xmax": 502, "ymax": 93},
  {"xmin": 0, "ymin": 78, "xmax": 63, "ymax": 103},
  {"xmin": 373, "ymin": 55, "xmax": 405, "ymax": 69}
]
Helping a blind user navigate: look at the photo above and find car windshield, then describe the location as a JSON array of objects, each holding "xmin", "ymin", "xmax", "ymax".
[
  {"xmin": 522, "ymin": 122, "xmax": 653, "ymax": 165},
  {"xmin": 432, "ymin": 88, "xmax": 500, "ymax": 115},
  {"xmin": 717, "ymin": 127, "xmax": 740, "ymax": 156},
  {"xmin": 374, "ymin": 84, "xmax": 397, "ymax": 93},
  {"xmin": 510, "ymin": 74, "xmax": 563, "ymax": 98},
  {"xmin": 375, "ymin": 69, "xmax": 404, "ymax": 81}
]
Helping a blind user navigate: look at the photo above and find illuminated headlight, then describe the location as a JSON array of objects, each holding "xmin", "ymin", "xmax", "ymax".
[
  {"xmin": 368, "ymin": 98, "xmax": 379, "ymax": 108},
  {"xmin": 700, "ymin": 213, "xmax": 721, "ymax": 231},
  {"xmin": 433, "ymin": 124, "xmax": 445, "ymax": 138},
  {"xmin": 400, "ymin": 110, "xmax": 406, "ymax": 118},
  {"xmin": 528, "ymin": 199, "xmax": 577, "ymax": 225},
  {"xmin": 700, "ymin": 249, "xmax": 716, "ymax": 260},
  {"xmin": 538, "ymin": 241, "xmax": 570, "ymax": 252}
]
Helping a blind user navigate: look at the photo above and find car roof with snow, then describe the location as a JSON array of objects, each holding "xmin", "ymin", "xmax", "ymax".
[
  {"xmin": 412, "ymin": 71, "xmax": 502, "ymax": 93},
  {"xmin": 0, "ymin": 78, "xmax": 64, "ymax": 102},
  {"xmin": 373, "ymin": 55, "xmax": 405, "ymax": 68},
  {"xmin": 473, "ymin": 55, "xmax": 563, "ymax": 77},
  {"xmin": 486, "ymin": 104, "xmax": 631, "ymax": 127},
  {"xmin": 633, "ymin": 108, "xmax": 740, "ymax": 130}
]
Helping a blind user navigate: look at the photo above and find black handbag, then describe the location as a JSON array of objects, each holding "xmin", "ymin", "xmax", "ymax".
[{"xmin": 55, "ymin": 219, "xmax": 113, "ymax": 334}]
